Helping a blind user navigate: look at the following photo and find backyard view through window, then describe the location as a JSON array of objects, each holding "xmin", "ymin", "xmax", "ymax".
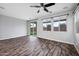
[
  {"xmin": 30, "ymin": 22, "xmax": 37, "ymax": 36},
  {"xmin": 53, "ymin": 19, "xmax": 67, "ymax": 31},
  {"xmin": 43, "ymin": 21, "xmax": 51, "ymax": 31}
]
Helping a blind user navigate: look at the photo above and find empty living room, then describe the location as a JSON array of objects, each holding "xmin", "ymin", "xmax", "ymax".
[{"xmin": 0, "ymin": 0, "xmax": 79, "ymax": 57}]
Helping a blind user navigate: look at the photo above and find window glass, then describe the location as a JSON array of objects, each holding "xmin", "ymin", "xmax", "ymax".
[
  {"xmin": 53, "ymin": 19, "xmax": 67, "ymax": 31},
  {"xmin": 60, "ymin": 20, "xmax": 67, "ymax": 31},
  {"xmin": 43, "ymin": 21, "xmax": 51, "ymax": 31},
  {"xmin": 53, "ymin": 21, "xmax": 59, "ymax": 31},
  {"xmin": 75, "ymin": 9, "xmax": 79, "ymax": 33}
]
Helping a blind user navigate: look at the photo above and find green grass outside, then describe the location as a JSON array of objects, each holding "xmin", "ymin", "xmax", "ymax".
[{"xmin": 30, "ymin": 31, "xmax": 37, "ymax": 36}]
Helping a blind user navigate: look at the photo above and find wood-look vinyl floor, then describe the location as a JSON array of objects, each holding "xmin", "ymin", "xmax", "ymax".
[{"xmin": 0, "ymin": 36, "xmax": 79, "ymax": 56}]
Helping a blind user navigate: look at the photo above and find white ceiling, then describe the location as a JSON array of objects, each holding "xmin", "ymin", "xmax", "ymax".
[{"xmin": 0, "ymin": 3, "xmax": 77, "ymax": 20}]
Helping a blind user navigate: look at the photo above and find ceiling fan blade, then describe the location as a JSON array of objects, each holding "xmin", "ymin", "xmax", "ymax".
[
  {"xmin": 45, "ymin": 3, "xmax": 55, "ymax": 7},
  {"xmin": 44, "ymin": 7, "xmax": 49, "ymax": 12},
  {"xmin": 44, "ymin": 7, "xmax": 52, "ymax": 13},
  {"xmin": 40, "ymin": 3, "xmax": 44, "ymax": 6},
  {"xmin": 30, "ymin": 6, "xmax": 41, "ymax": 8},
  {"xmin": 37, "ymin": 10, "xmax": 40, "ymax": 13}
]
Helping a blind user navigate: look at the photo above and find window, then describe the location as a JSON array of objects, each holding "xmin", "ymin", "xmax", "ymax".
[
  {"xmin": 74, "ymin": 9, "xmax": 79, "ymax": 33},
  {"xmin": 60, "ymin": 19, "xmax": 67, "ymax": 31},
  {"xmin": 43, "ymin": 21, "xmax": 51, "ymax": 31},
  {"xmin": 53, "ymin": 21, "xmax": 59, "ymax": 31},
  {"xmin": 53, "ymin": 19, "xmax": 67, "ymax": 31}
]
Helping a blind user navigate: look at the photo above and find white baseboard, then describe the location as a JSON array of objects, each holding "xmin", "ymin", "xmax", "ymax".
[
  {"xmin": 74, "ymin": 44, "xmax": 79, "ymax": 54},
  {"xmin": 37, "ymin": 36, "xmax": 74, "ymax": 45},
  {"xmin": 0, "ymin": 35, "xmax": 27, "ymax": 40}
]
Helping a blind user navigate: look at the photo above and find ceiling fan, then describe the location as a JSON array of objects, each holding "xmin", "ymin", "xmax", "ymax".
[{"xmin": 30, "ymin": 3, "xmax": 55, "ymax": 13}]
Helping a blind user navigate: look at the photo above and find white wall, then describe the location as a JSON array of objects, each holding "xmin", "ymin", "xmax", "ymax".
[
  {"xmin": 37, "ymin": 11, "xmax": 74, "ymax": 44},
  {"xmin": 0, "ymin": 15, "xmax": 27, "ymax": 40}
]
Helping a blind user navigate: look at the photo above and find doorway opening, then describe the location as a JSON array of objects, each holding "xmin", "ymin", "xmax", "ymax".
[{"xmin": 30, "ymin": 22, "xmax": 37, "ymax": 36}]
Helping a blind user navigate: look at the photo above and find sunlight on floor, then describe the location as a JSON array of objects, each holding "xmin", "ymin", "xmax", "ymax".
[{"xmin": 29, "ymin": 36, "xmax": 37, "ymax": 41}]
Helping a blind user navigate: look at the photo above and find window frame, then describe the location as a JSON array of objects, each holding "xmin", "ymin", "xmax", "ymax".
[
  {"xmin": 43, "ymin": 20, "xmax": 51, "ymax": 31},
  {"xmin": 53, "ymin": 19, "xmax": 67, "ymax": 32}
]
